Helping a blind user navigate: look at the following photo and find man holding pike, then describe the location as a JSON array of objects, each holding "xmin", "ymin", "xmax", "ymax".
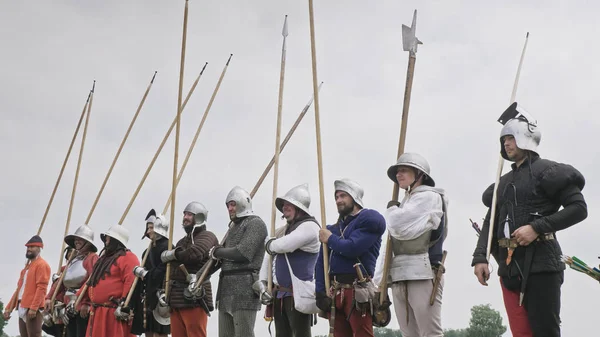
[
  {"xmin": 315, "ymin": 179, "xmax": 386, "ymax": 337},
  {"xmin": 256, "ymin": 183, "xmax": 321, "ymax": 337},
  {"xmin": 211, "ymin": 186, "xmax": 268, "ymax": 337},
  {"xmin": 472, "ymin": 103, "xmax": 587, "ymax": 337},
  {"xmin": 45, "ymin": 224, "xmax": 99, "ymax": 337},
  {"xmin": 160, "ymin": 201, "xmax": 219, "ymax": 337},
  {"xmin": 373, "ymin": 153, "xmax": 448, "ymax": 337},
  {"xmin": 76, "ymin": 225, "xmax": 139, "ymax": 337}
]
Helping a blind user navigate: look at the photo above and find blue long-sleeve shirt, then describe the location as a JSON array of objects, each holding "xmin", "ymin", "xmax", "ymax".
[{"xmin": 315, "ymin": 208, "xmax": 386, "ymax": 293}]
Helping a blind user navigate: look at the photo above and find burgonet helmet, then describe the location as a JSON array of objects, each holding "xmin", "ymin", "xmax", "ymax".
[
  {"xmin": 497, "ymin": 102, "xmax": 541, "ymax": 160},
  {"xmin": 387, "ymin": 152, "xmax": 435, "ymax": 187},
  {"xmin": 183, "ymin": 201, "xmax": 208, "ymax": 226},
  {"xmin": 275, "ymin": 184, "xmax": 311, "ymax": 216},
  {"xmin": 65, "ymin": 224, "xmax": 98, "ymax": 252},
  {"xmin": 225, "ymin": 186, "xmax": 254, "ymax": 218},
  {"xmin": 333, "ymin": 179, "xmax": 364, "ymax": 208}
]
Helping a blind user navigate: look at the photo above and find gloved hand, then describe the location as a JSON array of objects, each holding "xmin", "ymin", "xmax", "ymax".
[
  {"xmin": 251, "ymin": 280, "xmax": 272, "ymax": 305},
  {"xmin": 208, "ymin": 245, "xmax": 222, "ymax": 261},
  {"xmin": 315, "ymin": 292, "xmax": 332, "ymax": 313},
  {"xmin": 65, "ymin": 301, "xmax": 76, "ymax": 316},
  {"xmin": 387, "ymin": 200, "xmax": 400, "ymax": 208},
  {"xmin": 264, "ymin": 237, "xmax": 276, "ymax": 256},
  {"xmin": 114, "ymin": 301, "xmax": 131, "ymax": 322},
  {"xmin": 51, "ymin": 273, "xmax": 60, "ymax": 283},
  {"xmin": 160, "ymin": 250, "xmax": 177, "ymax": 263},
  {"xmin": 59, "ymin": 307, "xmax": 70, "ymax": 325},
  {"xmin": 157, "ymin": 290, "xmax": 168, "ymax": 307},
  {"xmin": 133, "ymin": 266, "xmax": 148, "ymax": 279}
]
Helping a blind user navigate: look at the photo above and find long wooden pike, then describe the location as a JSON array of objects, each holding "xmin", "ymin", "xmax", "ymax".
[
  {"xmin": 73, "ymin": 65, "xmax": 207, "ymax": 309},
  {"xmin": 37, "ymin": 91, "xmax": 91, "ymax": 236},
  {"xmin": 193, "ymin": 85, "xmax": 323, "ymax": 290},
  {"xmin": 125, "ymin": 55, "xmax": 233, "ymax": 307},
  {"xmin": 85, "ymin": 71, "xmax": 158, "ymax": 224},
  {"xmin": 57, "ymin": 81, "xmax": 95, "ymax": 271},
  {"xmin": 379, "ymin": 9, "xmax": 422, "ymax": 306},
  {"xmin": 165, "ymin": 0, "xmax": 189, "ymax": 300},
  {"xmin": 306, "ymin": 1, "xmax": 334, "ymax": 334},
  {"xmin": 162, "ymin": 55, "xmax": 233, "ymax": 213},
  {"xmin": 486, "ymin": 32, "xmax": 530, "ymax": 262},
  {"xmin": 268, "ymin": 15, "xmax": 288, "ymax": 295},
  {"xmin": 118, "ymin": 63, "xmax": 207, "ymax": 225}
]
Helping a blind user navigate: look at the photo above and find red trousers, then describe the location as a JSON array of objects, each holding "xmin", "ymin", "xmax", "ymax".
[
  {"xmin": 328, "ymin": 288, "xmax": 373, "ymax": 337},
  {"xmin": 500, "ymin": 278, "xmax": 532, "ymax": 337},
  {"xmin": 170, "ymin": 307, "xmax": 208, "ymax": 337}
]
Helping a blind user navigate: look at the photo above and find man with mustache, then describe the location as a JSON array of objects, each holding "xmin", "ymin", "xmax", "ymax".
[
  {"xmin": 45, "ymin": 224, "xmax": 99, "ymax": 337},
  {"xmin": 4, "ymin": 235, "xmax": 51, "ymax": 337},
  {"xmin": 160, "ymin": 202, "xmax": 219, "ymax": 337},
  {"xmin": 315, "ymin": 179, "xmax": 386, "ymax": 337}
]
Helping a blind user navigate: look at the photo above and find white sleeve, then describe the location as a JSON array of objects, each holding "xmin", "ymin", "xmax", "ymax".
[
  {"xmin": 385, "ymin": 191, "xmax": 443, "ymax": 241},
  {"xmin": 269, "ymin": 221, "xmax": 320, "ymax": 254},
  {"xmin": 372, "ymin": 232, "xmax": 388, "ymax": 289},
  {"xmin": 258, "ymin": 253, "xmax": 277, "ymax": 283}
]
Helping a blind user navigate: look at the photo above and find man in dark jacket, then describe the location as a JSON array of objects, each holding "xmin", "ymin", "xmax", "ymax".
[
  {"xmin": 472, "ymin": 103, "xmax": 587, "ymax": 337},
  {"xmin": 315, "ymin": 179, "xmax": 386, "ymax": 337},
  {"xmin": 160, "ymin": 202, "xmax": 219, "ymax": 337},
  {"xmin": 132, "ymin": 210, "xmax": 172, "ymax": 337}
]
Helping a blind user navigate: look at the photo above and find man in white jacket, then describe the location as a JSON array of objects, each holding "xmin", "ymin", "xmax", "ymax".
[
  {"xmin": 373, "ymin": 153, "xmax": 448, "ymax": 337},
  {"xmin": 255, "ymin": 184, "xmax": 320, "ymax": 337}
]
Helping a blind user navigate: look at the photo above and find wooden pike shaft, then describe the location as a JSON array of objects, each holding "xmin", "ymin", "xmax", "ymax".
[
  {"xmin": 268, "ymin": 15, "xmax": 288, "ymax": 294},
  {"xmin": 195, "ymin": 87, "xmax": 321, "ymax": 287},
  {"xmin": 118, "ymin": 64, "xmax": 207, "ymax": 225},
  {"xmin": 307, "ymin": 0, "xmax": 329, "ymax": 294},
  {"xmin": 379, "ymin": 55, "xmax": 417, "ymax": 304},
  {"xmin": 486, "ymin": 32, "xmax": 529, "ymax": 261},
  {"xmin": 57, "ymin": 84, "xmax": 95, "ymax": 271},
  {"xmin": 163, "ymin": 55, "xmax": 233, "ymax": 213},
  {"xmin": 50, "ymin": 250, "xmax": 77, "ymax": 311},
  {"xmin": 85, "ymin": 72, "xmax": 157, "ymax": 224},
  {"xmin": 37, "ymin": 92, "xmax": 90, "ymax": 235},
  {"xmin": 125, "ymin": 56, "xmax": 231, "ymax": 306},
  {"xmin": 250, "ymin": 83, "xmax": 321, "ymax": 197},
  {"xmin": 166, "ymin": 0, "xmax": 189, "ymax": 299}
]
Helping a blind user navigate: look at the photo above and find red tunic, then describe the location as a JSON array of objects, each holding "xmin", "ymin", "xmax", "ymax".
[{"xmin": 86, "ymin": 251, "xmax": 139, "ymax": 337}]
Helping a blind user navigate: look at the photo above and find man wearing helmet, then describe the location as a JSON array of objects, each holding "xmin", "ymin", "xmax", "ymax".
[
  {"xmin": 210, "ymin": 186, "xmax": 268, "ymax": 337},
  {"xmin": 472, "ymin": 103, "xmax": 587, "ymax": 337},
  {"xmin": 45, "ymin": 224, "xmax": 99, "ymax": 337},
  {"xmin": 255, "ymin": 184, "xmax": 321, "ymax": 337},
  {"xmin": 76, "ymin": 225, "xmax": 139, "ymax": 337},
  {"xmin": 315, "ymin": 179, "xmax": 386, "ymax": 337},
  {"xmin": 159, "ymin": 201, "xmax": 219, "ymax": 337},
  {"xmin": 373, "ymin": 153, "xmax": 449, "ymax": 337},
  {"xmin": 131, "ymin": 210, "xmax": 172, "ymax": 337}
]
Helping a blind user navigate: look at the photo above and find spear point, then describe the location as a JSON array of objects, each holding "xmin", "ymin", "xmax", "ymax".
[{"xmin": 402, "ymin": 9, "xmax": 423, "ymax": 55}]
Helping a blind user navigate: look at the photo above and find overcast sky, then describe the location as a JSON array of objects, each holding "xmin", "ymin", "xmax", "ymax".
[{"xmin": 1, "ymin": 1, "xmax": 599, "ymax": 336}]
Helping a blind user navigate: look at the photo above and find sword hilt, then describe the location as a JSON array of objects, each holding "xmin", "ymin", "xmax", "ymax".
[{"xmin": 353, "ymin": 263, "xmax": 366, "ymax": 282}]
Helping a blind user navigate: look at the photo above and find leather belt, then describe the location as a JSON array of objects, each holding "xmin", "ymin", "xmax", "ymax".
[
  {"xmin": 274, "ymin": 284, "xmax": 292, "ymax": 293},
  {"xmin": 498, "ymin": 233, "xmax": 555, "ymax": 248}
]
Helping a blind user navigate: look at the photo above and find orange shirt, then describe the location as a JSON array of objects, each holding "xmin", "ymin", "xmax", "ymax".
[{"xmin": 7, "ymin": 257, "xmax": 51, "ymax": 312}]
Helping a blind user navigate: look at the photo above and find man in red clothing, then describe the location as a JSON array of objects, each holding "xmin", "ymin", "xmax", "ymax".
[
  {"xmin": 77, "ymin": 225, "xmax": 139, "ymax": 337},
  {"xmin": 4, "ymin": 235, "xmax": 52, "ymax": 337}
]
